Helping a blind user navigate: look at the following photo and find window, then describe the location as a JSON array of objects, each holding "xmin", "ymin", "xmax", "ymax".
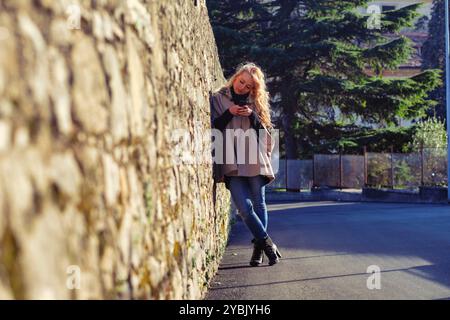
[{"xmin": 381, "ymin": 5, "xmax": 396, "ymax": 12}]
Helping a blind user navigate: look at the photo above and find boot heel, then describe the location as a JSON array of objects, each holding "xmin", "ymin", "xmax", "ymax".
[
  {"xmin": 257, "ymin": 236, "xmax": 281, "ymax": 266},
  {"xmin": 276, "ymin": 249, "xmax": 282, "ymax": 258},
  {"xmin": 273, "ymin": 244, "xmax": 282, "ymax": 258}
]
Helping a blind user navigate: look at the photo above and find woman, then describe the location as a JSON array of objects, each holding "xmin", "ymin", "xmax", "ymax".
[{"xmin": 210, "ymin": 62, "xmax": 282, "ymax": 266}]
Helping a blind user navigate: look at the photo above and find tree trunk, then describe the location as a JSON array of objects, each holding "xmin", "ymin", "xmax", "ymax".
[
  {"xmin": 282, "ymin": 106, "xmax": 298, "ymax": 159},
  {"xmin": 281, "ymin": 78, "xmax": 298, "ymax": 159}
]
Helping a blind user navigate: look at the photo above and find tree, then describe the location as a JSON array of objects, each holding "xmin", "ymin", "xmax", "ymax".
[
  {"xmin": 207, "ymin": 0, "xmax": 442, "ymax": 158},
  {"xmin": 422, "ymin": 0, "xmax": 446, "ymax": 121},
  {"xmin": 410, "ymin": 117, "xmax": 447, "ymax": 150}
]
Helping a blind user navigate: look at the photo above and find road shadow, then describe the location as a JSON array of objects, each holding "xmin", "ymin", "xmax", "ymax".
[{"xmin": 207, "ymin": 201, "xmax": 450, "ymax": 299}]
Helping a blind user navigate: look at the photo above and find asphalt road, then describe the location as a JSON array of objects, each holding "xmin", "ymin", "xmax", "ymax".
[{"xmin": 206, "ymin": 201, "xmax": 450, "ymax": 300}]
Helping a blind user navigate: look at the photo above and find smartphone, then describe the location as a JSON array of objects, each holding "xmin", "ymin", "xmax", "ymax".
[{"xmin": 237, "ymin": 106, "xmax": 247, "ymax": 113}]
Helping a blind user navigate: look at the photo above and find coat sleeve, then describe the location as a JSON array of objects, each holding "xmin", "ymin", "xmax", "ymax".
[
  {"xmin": 248, "ymin": 110, "xmax": 263, "ymax": 130},
  {"xmin": 213, "ymin": 109, "xmax": 234, "ymax": 131},
  {"xmin": 210, "ymin": 93, "xmax": 233, "ymax": 130},
  {"xmin": 209, "ymin": 93, "xmax": 218, "ymax": 125}
]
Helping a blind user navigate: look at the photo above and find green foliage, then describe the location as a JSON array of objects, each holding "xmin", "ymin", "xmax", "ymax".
[
  {"xmin": 297, "ymin": 122, "xmax": 415, "ymax": 156},
  {"xmin": 410, "ymin": 117, "xmax": 448, "ymax": 150},
  {"xmin": 367, "ymin": 154, "xmax": 392, "ymax": 188},
  {"xmin": 207, "ymin": 0, "xmax": 442, "ymax": 157},
  {"xmin": 394, "ymin": 160, "xmax": 414, "ymax": 188},
  {"xmin": 421, "ymin": 0, "xmax": 446, "ymax": 120}
]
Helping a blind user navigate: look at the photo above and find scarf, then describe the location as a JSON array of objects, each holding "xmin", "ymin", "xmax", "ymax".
[{"xmin": 230, "ymin": 85, "xmax": 250, "ymax": 106}]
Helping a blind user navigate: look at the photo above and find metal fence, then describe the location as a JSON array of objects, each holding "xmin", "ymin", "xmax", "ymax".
[
  {"xmin": 268, "ymin": 148, "xmax": 447, "ymax": 190},
  {"xmin": 270, "ymin": 159, "xmax": 314, "ymax": 190}
]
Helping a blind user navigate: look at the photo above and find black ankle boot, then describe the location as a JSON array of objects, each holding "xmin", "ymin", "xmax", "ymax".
[
  {"xmin": 257, "ymin": 236, "xmax": 282, "ymax": 266},
  {"xmin": 250, "ymin": 238, "xmax": 264, "ymax": 267}
]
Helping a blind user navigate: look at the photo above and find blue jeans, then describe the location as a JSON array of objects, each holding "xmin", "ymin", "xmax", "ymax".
[{"xmin": 227, "ymin": 175, "xmax": 269, "ymax": 240}]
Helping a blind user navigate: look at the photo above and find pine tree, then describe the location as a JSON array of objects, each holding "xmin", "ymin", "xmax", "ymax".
[
  {"xmin": 207, "ymin": 0, "xmax": 442, "ymax": 158},
  {"xmin": 422, "ymin": 0, "xmax": 446, "ymax": 121}
]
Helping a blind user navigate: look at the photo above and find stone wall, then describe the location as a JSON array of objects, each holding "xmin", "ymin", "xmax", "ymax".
[{"xmin": 0, "ymin": 0, "xmax": 230, "ymax": 299}]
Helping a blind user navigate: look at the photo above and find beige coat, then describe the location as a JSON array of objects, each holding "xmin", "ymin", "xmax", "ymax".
[{"xmin": 210, "ymin": 86, "xmax": 275, "ymax": 189}]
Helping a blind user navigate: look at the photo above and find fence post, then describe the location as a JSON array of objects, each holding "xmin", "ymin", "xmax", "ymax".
[
  {"xmin": 390, "ymin": 146, "xmax": 394, "ymax": 189},
  {"xmin": 285, "ymin": 157, "xmax": 288, "ymax": 190},
  {"xmin": 339, "ymin": 149, "xmax": 343, "ymax": 190},
  {"xmin": 420, "ymin": 144, "xmax": 424, "ymax": 187},
  {"xmin": 363, "ymin": 146, "xmax": 368, "ymax": 187},
  {"xmin": 312, "ymin": 154, "xmax": 315, "ymax": 189}
]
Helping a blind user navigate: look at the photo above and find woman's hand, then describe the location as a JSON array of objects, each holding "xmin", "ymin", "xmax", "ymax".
[
  {"xmin": 238, "ymin": 105, "xmax": 253, "ymax": 117},
  {"xmin": 229, "ymin": 104, "xmax": 247, "ymax": 116},
  {"xmin": 231, "ymin": 105, "xmax": 253, "ymax": 117}
]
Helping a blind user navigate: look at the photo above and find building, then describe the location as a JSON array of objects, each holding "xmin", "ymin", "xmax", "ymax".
[{"xmin": 359, "ymin": 1, "xmax": 433, "ymax": 78}]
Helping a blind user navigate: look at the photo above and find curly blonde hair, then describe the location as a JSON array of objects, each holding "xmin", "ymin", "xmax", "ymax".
[{"xmin": 224, "ymin": 62, "xmax": 274, "ymax": 130}]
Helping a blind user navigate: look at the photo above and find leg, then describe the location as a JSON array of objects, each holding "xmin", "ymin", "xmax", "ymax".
[
  {"xmin": 227, "ymin": 176, "xmax": 268, "ymax": 240},
  {"xmin": 248, "ymin": 176, "xmax": 282, "ymax": 266},
  {"xmin": 247, "ymin": 175, "xmax": 268, "ymax": 231}
]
